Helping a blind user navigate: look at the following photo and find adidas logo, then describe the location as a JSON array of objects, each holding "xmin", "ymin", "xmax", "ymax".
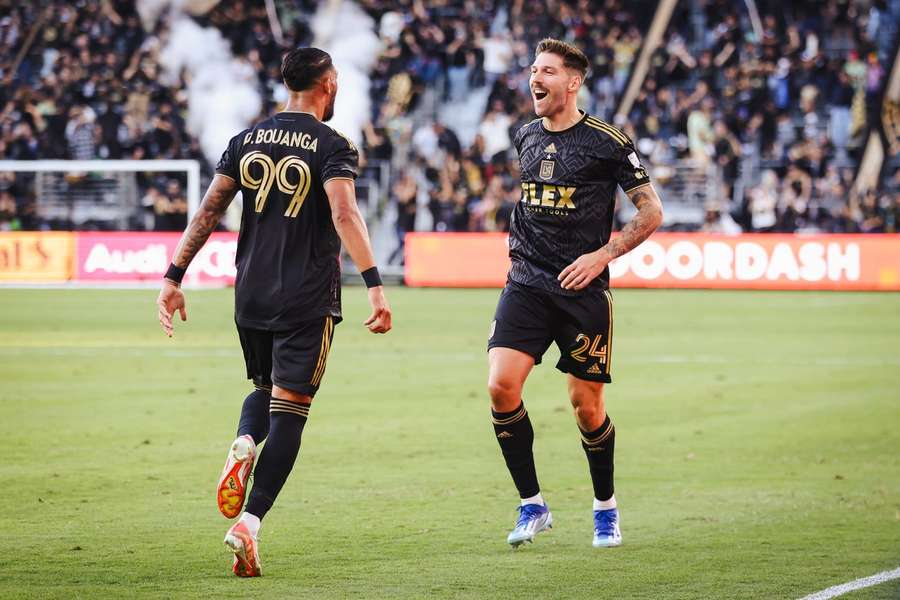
[
  {"xmin": 544, "ymin": 142, "xmax": 557, "ymax": 154},
  {"xmin": 497, "ymin": 431, "xmax": 514, "ymax": 439},
  {"xmin": 587, "ymin": 363, "xmax": 602, "ymax": 374},
  {"xmin": 587, "ymin": 446, "xmax": 605, "ymax": 452}
]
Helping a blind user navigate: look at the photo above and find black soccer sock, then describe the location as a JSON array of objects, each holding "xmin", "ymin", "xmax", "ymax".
[
  {"xmin": 492, "ymin": 402, "xmax": 540, "ymax": 499},
  {"xmin": 244, "ymin": 399, "xmax": 310, "ymax": 520},
  {"xmin": 237, "ymin": 388, "xmax": 271, "ymax": 445},
  {"xmin": 580, "ymin": 414, "xmax": 616, "ymax": 502}
]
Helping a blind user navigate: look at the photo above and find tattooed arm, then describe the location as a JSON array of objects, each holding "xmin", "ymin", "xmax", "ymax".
[
  {"xmin": 156, "ymin": 174, "xmax": 239, "ymax": 336},
  {"xmin": 558, "ymin": 183, "xmax": 663, "ymax": 290},
  {"xmin": 171, "ymin": 175, "xmax": 239, "ymax": 268},
  {"xmin": 601, "ymin": 183, "xmax": 664, "ymax": 260}
]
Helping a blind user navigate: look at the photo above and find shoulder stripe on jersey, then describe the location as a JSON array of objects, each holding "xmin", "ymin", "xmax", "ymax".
[
  {"xmin": 584, "ymin": 121, "xmax": 625, "ymax": 145},
  {"xmin": 585, "ymin": 116, "xmax": 625, "ymax": 138},
  {"xmin": 585, "ymin": 117, "xmax": 629, "ymax": 145},
  {"xmin": 324, "ymin": 124, "xmax": 358, "ymax": 152},
  {"xmin": 585, "ymin": 118, "xmax": 628, "ymax": 145}
]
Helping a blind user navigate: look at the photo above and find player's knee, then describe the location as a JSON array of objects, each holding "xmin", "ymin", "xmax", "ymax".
[
  {"xmin": 573, "ymin": 401, "xmax": 603, "ymax": 426},
  {"xmin": 272, "ymin": 384, "xmax": 312, "ymax": 405},
  {"xmin": 487, "ymin": 377, "xmax": 522, "ymax": 407},
  {"xmin": 569, "ymin": 383, "xmax": 605, "ymax": 423}
]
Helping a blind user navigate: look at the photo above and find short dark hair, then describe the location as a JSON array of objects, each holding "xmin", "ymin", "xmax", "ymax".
[
  {"xmin": 535, "ymin": 38, "xmax": 589, "ymax": 78},
  {"xmin": 281, "ymin": 47, "xmax": 334, "ymax": 92}
]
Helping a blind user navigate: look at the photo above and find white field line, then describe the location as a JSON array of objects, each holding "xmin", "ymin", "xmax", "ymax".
[{"xmin": 797, "ymin": 567, "xmax": 900, "ymax": 600}]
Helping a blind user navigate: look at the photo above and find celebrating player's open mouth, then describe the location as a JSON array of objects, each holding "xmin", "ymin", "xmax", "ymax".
[{"xmin": 531, "ymin": 87, "xmax": 550, "ymax": 112}]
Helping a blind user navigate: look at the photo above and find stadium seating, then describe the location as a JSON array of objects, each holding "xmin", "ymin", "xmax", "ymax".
[{"xmin": 1, "ymin": 0, "xmax": 897, "ymax": 243}]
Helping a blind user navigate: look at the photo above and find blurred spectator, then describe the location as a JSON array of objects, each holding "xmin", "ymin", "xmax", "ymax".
[
  {"xmin": 687, "ymin": 99, "xmax": 715, "ymax": 165},
  {"xmin": 389, "ymin": 170, "xmax": 418, "ymax": 264},
  {"xmin": 749, "ymin": 170, "xmax": 779, "ymax": 232},
  {"xmin": 0, "ymin": 187, "xmax": 18, "ymax": 231},
  {"xmin": 478, "ymin": 100, "xmax": 513, "ymax": 163},
  {"xmin": 65, "ymin": 105, "xmax": 97, "ymax": 160},
  {"xmin": 829, "ymin": 71, "xmax": 854, "ymax": 159},
  {"xmin": 153, "ymin": 179, "xmax": 188, "ymax": 232},
  {"xmin": 700, "ymin": 198, "xmax": 741, "ymax": 234}
]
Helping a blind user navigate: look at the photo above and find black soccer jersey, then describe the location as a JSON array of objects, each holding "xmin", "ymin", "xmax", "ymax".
[
  {"xmin": 508, "ymin": 111, "xmax": 650, "ymax": 295},
  {"xmin": 215, "ymin": 112, "xmax": 359, "ymax": 329}
]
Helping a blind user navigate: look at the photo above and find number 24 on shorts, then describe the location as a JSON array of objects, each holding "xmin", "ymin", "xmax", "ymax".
[{"xmin": 570, "ymin": 333, "xmax": 607, "ymax": 365}]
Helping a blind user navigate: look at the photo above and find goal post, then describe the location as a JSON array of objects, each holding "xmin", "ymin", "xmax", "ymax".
[{"xmin": 0, "ymin": 159, "xmax": 203, "ymax": 227}]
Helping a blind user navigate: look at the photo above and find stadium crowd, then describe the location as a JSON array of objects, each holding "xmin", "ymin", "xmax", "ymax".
[
  {"xmin": 0, "ymin": 0, "xmax": 897, "ymax": 241},
  {"xmin": 358, "ymin": 0, "xmax": 900, "ymax": 259}
]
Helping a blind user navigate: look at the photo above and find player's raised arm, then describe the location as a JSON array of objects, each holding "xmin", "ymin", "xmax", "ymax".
[
  {"xmin": 323, "ymin": 178, "xmax": 392, "ymax": 334},
  {"xmin": 156, "ymin": 174, "xmax": 239, "ymax": 337}
]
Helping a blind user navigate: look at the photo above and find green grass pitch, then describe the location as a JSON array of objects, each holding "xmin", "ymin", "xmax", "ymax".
[{"xmin": 1, "ymin": 287, "xmax": 898, "ymax": 599}]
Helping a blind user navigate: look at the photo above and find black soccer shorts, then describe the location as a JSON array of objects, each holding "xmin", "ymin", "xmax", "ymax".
[
  {"xmin": 237, "ymin": 316, "xmax": 337, "ymax": 397},
  {"xmin": 488, "ymin": 280, "xmax": 614, "ymax": 383}
]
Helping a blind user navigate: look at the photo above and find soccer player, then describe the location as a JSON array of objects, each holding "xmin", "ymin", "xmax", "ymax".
[
  {"xmin": 155, "ymin": 47, "xmax": 392, "ymax": 576},
  {"xmin": 487, "ymin": 39, "xmax": 663, "ymax": 548}
]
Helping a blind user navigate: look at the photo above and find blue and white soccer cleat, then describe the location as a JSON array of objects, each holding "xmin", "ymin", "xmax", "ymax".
[
  {"xmin": 592, "ymin": 508, "xmax": 622, "ymax": 548},
  {"xmin": 507, "ymin": 503, "xmax": 552, "ymax": 547}
]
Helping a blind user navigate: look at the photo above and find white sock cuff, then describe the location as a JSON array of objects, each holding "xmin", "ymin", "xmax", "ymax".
[
  {"xmin": 521, "ymin": 492, "xmax": 545, "ymax": 506},
  {"xmin": 239, "ymin": 512, "xmax": 261, "ymax": 537},
  {"xmin": 594, "ymin": 495, "xmax": 617, "ymax": 511}
]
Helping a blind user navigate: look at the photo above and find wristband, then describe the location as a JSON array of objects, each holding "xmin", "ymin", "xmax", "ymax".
[
  {"xmin": 164, "ymin": 263, "xmax": 186, "ymax": 285},
  {"xmin": 361, "ymin": 266, "xmax": 382, "ymax": 288}
]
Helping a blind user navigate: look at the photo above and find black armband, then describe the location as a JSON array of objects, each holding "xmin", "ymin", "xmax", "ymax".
[
  {"xmin": 164, "ymin": 263, "xmax": 186, "ymax": 285},
  {"xmin": 361, "ymin": 266, "xmax": 382, "ymax": 288}
]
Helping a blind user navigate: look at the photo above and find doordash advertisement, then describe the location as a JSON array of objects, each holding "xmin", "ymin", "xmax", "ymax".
[{"xmin": 404, "ymin": 232, "xmax": 900, "ymax": 291}]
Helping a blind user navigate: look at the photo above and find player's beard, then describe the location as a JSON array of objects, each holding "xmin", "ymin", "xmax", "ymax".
[{"xmin": 323, "ymin": 91, "xmax": 336, "ymax": 122}]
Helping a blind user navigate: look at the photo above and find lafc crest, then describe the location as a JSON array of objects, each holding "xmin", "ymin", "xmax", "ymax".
[{"xmin": 539, "ymin": 159, "xmax": 555, "ymax": 180}]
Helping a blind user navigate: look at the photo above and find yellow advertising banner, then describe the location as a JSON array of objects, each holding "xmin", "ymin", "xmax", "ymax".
[{"xmin": 0, "ymin": 232, "xmax": 75, "ymax": 282}]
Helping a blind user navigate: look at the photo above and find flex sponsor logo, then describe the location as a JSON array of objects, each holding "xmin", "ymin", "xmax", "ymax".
[{"xmin": 520, "ymin": 182, "xmax": 576, "ymax": 215}]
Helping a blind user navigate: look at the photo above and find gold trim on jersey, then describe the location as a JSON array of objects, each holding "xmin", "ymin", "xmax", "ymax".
[
  {"xmin": 604, "ymin": 289, "xmax": 614, "ymax": 374},
  {"xmin": 324, "ymin": 124, "xmax": 358, "ymax": 153},
  {"xmin": 311, "ymin": 317, "xmax": 334, "ymax": 387},
  {"xmin": 622, "ymin": 181, "xmax": 652, "ymax": 194},
  {"xmin": 322, "ymin": 176, "xmax": 356, "ymax": 185},
  {"xmin": 585, "ymin": 117, "xmax": 629, "ymax": 145}
]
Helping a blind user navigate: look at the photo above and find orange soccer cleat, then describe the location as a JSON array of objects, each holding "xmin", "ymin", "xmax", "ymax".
[
  {"xmin": 224, "ymin": 520, "xmax": 262, "ymax": 577},
  {"xmin": 216, "ymin": 435, "xmax": 256, "ymax": 519}
]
